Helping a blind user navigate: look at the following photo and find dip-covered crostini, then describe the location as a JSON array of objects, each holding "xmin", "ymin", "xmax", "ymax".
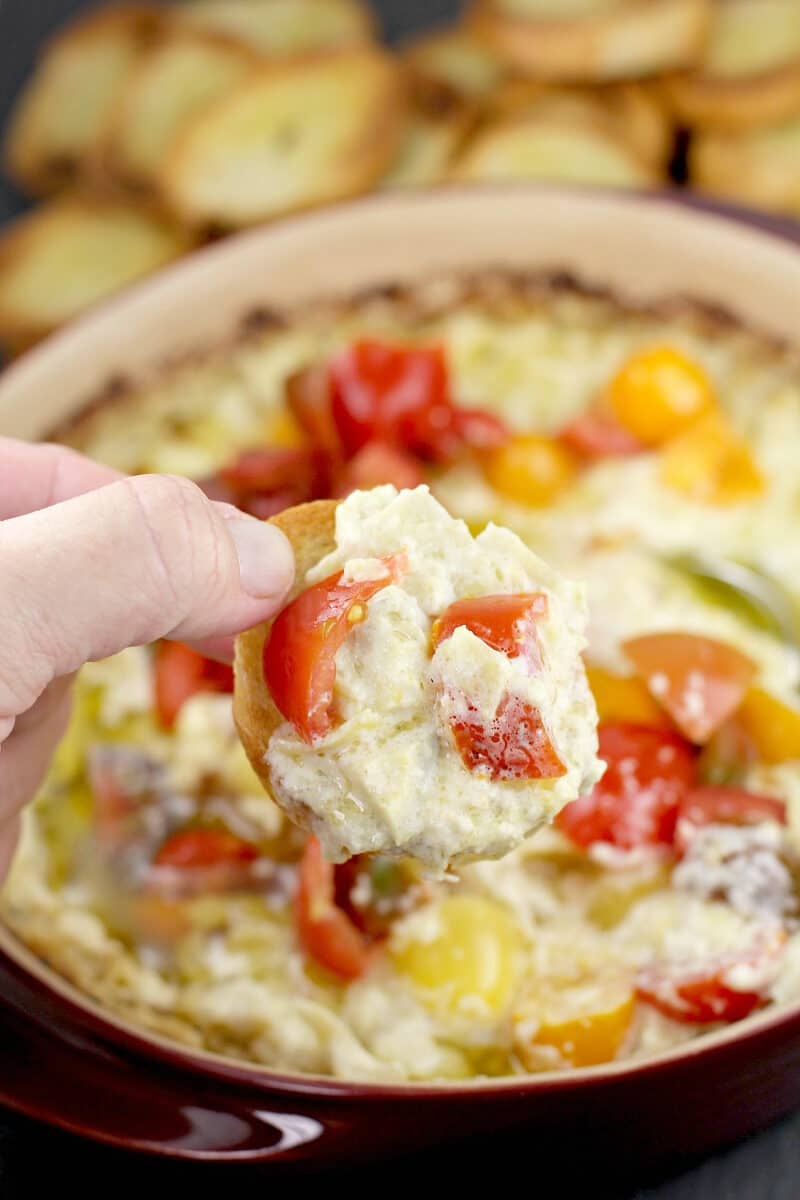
[{"xmin": 235, "ymin": 485, "xmax": 602, "ymax": 871}]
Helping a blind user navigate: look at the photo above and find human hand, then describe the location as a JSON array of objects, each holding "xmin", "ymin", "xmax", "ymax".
[{"xmin": 0, "ymin": 437, "xmax": 295, "ymax": 880}]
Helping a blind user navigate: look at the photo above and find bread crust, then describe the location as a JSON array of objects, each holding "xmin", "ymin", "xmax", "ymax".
[
  {"xmin": 4, "ymin": 4, "xmax": 163, "ymax": 195},
  {"xmin": 159, "ymin": 49, "xmax": 407, "ymax": 228},
  {"xmin": 99, "ymin": 30, "xmax": 259, "ymax": 194},
  {"xmin": 233, "ymin": 499, "xmax": 338, "ymax": 804},
  {"xmin": 690, "ymin": 121, "xmax": 800, "ymax": 214},
  {"xmin": 0, "ymin": 196, "xmax": 193, "ymax": 353},
  {"xmin": 468, "ymin": 0, "xmax": 711, "ymax": 83},
  {"xmin": 662, "ymin": 0, "xmax": 800, "ymax": 131}
]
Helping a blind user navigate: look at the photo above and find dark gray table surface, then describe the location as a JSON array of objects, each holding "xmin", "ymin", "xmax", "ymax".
[{"xmin": 1, "ymin": 2, "xmax": 800, "ymax": 1195}]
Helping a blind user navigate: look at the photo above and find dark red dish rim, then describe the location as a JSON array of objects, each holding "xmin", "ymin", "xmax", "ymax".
[{"xmin": 1, "ymin": 188, "xmax": 799, "ymax": 1165}]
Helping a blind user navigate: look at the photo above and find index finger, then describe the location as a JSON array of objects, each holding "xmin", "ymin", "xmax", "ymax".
[{"xmin": 0, "ymin": 438, "xmax": 121, "ymax": 519}]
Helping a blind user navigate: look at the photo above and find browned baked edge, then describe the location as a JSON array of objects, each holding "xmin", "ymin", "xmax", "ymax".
[{"xmin": 48, "ymin": 265, "xmax": 800, "ymax": 449}]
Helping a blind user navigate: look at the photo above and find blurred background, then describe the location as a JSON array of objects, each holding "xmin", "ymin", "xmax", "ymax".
[{"xmin": 0, "ymin": 0, "xmax": 798, "ymax": 355}]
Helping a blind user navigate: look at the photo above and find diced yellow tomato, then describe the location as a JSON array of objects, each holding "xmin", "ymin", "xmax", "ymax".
[
  {"xmin": 514, "ymin": 974, "xmax": 635, "ymax": 1068},
  {"xmin": 585, "ymin": 665, "xmax": 671, "ymax": 729},
  {"xmin": 738, "ymin": 687, "xmax": 800, "ymax": 764},
  {"xmin": 623, "ymin": 631, "xmax": 756, "ymax": 744},
  {"xmin": 263, "ymin": 407, "xmax": 306, "ymax": 448},
  {"xmin": 484, "ymin": 434, "xmax": 577, "ymax": 507},
  {"xmin": 391, "ymin": 895, "xmax": 524, "ymax": 1017},
  {"xmin": 608, "ymin": 345, "xmax": 715, "ymax": 447},
  {"xmin": 660, "ymin": 412, "xmax": 764, "ymax": 505}
]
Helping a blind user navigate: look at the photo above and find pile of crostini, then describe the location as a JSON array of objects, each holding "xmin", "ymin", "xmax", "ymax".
[{"xmin": 0, "ymin": 0, "xmax": 797, "ymax": 353}]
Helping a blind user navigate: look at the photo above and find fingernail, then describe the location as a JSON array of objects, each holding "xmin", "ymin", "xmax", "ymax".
[{"xmin": 227, "ymin": 519, "xmax": 295, "ymax": 599}]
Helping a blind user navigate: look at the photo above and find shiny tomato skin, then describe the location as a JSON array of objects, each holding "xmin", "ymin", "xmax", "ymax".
[
  {"xmin": 556, "ymin": 721, "xmax": 697, "ymax": 851},
  {"xmin": 623, "ymin": 632, "xmax": 757, "ymax": 745},
  {"xmin": 433, "ymin": 593, "xmax": 547, "ymax": 667},
  {"xmin": 154, "ymin": 829, "xmax": 259, "ymax": 869},
  {"xmin": 154, "ymin": 641, "xmax": 234, "ymax": 730},
  {"xmin": 335, "ymin": 441, "xmax": 425, "ymax": 496},
  {"xmin": 296, "ymin": 837, "xmax": 372, "ymax": 980},
  {"xmin": 560, "ymin": 409, "xmax": 644, "ymax": 461},
  {"xmin": 329, "ymin": 340, "xmax": 450, "ymax": 457},
  {"xmin": 450, "ymin": 693, "xmax": 566, "ymax": 781},
  {"xmin": 264, "ymin": 553, "xmax": 405, "ymax": 744},
  {"xmin": 674, "ymin": 785, "xmax": 787, "ymax": 855}
]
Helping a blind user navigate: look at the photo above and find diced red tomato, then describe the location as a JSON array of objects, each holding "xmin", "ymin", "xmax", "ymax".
[
  {"xmin": 296, "ymin": 837, "xmax": 372, "ymax": 980},
  {"xmin": 335, "ymin": 441, "xmax": 425, "ymax": 496},
  {"xmin": 329, "ymin": 340, "xmax": 450, "ymax": 458},
  {"xmin": 264, "ymin": 552, "xmax": 406, "ymax": 744},
  {"xmin": 560, "ymin": 408, "xmax": 644, "ymax": 461},
  {"xmin": 637, "ymin": 928, "xmax": 786, "ymax": 1024},
  {"xmin": 674, "ymin": 785, "xmax": 787, "ymax": 856},
  {"xmin": 432, "ymin": 593, "xmax": 547, "ymax": 669},
  {"xmin": 449, "ymin": 692, "xmax": 566, "ymax": 781},
  {"xmin": 286, "ymin": 365, "xmax": 342, "ymax": 461},
  {"xmin": 213, "ymin": 446, "xmax": 325, "ymax": 518},
  {"xmin": 556, "ymin": 722, "xmax": 697, "ymax": 852},
  {"xmin": 623, "ymin": 632, "xmax": 757, "ymax": 744},
  {"xmin": 328, "ymin": 339, "xmax": 509, "ymax": 464},
  {"xmin": 154, "ymin": 641, "xmax": 234, "ymax": 730},
  {"xmin": 154, "ymin": 828, "xmax": 259, "ymax": 869},
  {"xmin": 218, "ymin": 447, "xmax": 308, "ymax": 493}
]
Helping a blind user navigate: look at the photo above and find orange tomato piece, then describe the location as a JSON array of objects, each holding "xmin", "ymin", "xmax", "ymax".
[
  {"xmin": 484, "ymin": 434, "xmax": 577, "ymax": 506},
  {"xmin": 623, "ymin": 632, "xmax": 756, "ymax": 744},
  {"xmin": 296, "ymin": 837, "xmax": 372, "ymax": 981},
  {"xmin": 608, "ymin": 345, "xmax": 715, "ymax": 446},
  {"xmin": 585, "ymin": 665, "xmax": 671, "ymax": 729},
  {"xmin": 660, "ymin": 412, "xmax": 764, "ymax": 505},
  {"xmin": 738, "ymin": 687, "xmax": 800, "ymax": 765},
  {"xmin": 515, "ymin": 975, "xmax": 635, "ymax": 1068}
]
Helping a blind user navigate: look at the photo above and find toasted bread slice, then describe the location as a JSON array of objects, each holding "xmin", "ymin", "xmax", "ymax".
[
  {"xmin": 663, "ymin": 0, "xmax": 800, "ymax": 131},
  {"xmin": 690, "ymin": 116, "xmax": 800, "ymax": 213},
  {"xmin": 170, "ymin": 0, "xmax": 375, "ymax": 57},
  {"xmin": 160, "ymin": 49, "xmax": 405, "ymax": 228},
  {"xmin": 234, "ymin": 500, "xmax": 338, "ymax": 807},
  {"xmin": 4, "ymin": 5, "xmax": 162, "ymax": 195},
  {"xmin": 101, "ymin": 32, "xmax": 258, "ymax": 192},
  {"xmin": 382, "ymin": 79, "xmax": 476, "ymax": 188},
  {"xmin": 0, "ymin": 196, "xmax": 193, "ymax": 353},
  {"xmin": 451, "ymin": 114, "xmax": 658, "ymax": 188},
  {"xmin": 403, "ymin": 26, "xmax": 508, "ymax": 101},
  {"xmin": 490, "ymin": 80, "xmax": 673, "ymax": 169},
  {"xmin": 469, "ymin": 0, "xmax": 711, "ymax": 82}
]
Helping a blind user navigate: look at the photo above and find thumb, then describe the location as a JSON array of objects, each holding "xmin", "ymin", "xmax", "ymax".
[{"xmin": 0, "ymin": 473, "xmax": 294, "ymax": 715}]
